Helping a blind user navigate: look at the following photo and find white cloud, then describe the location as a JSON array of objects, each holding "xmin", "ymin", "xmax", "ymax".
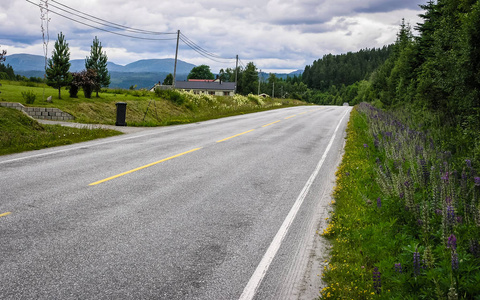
[{"xmin": 1, "ymin": 0, "xmax": 428, "ymax": 73}]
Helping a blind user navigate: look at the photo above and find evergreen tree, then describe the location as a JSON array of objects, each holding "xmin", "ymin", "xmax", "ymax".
[
  {"xmin": 46, "ymin": 32, "xmax": 72, "ymax": 99},
  {"xmin": 163, "ymin": 73, "xmax": 173, "ymax": 85},
  {"xmin": 85, "ymin": 36, "xmax": 110, "ymax": 97},
  {"xmin": 0, "ymin": 47, "xmax": 6, "ymax": 62},
  {"xmin": 240, "ymin": 62, "xmax": 258, "ymax": 95}
]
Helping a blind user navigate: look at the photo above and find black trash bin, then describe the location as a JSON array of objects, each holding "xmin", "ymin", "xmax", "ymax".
[{"xmin": 115, "ymin": 102, "xmax": 127, "ymax": 126}]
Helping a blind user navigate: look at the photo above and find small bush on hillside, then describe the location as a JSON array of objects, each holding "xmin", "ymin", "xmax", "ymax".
[
  {"xmin": 21, "ymin": 91, "xmax": 36, "ymax": 104},
  {"xmin": 247, "ymin": 94, "xmax": 264, "ymax": 106},
  {"xmin": 155, "ymin": 88, "xmax": 185, "ymax": 105}
]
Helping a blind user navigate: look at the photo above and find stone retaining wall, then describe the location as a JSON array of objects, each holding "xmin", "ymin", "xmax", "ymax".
[{"xmin": 0, "ymin": 102, "xmax": 74, "ymax": 121}]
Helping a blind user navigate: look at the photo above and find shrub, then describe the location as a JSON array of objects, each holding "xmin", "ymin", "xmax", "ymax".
[
  {"xmin": 70, "ymin": 69, "xmax": 98, "ymax": 99},
  {"xmin": 21, "ymin": 91, "xmax": 36, "ymax": 104},
  {"xmin": 246, "ymin": 94, "xmax": 265, "ymax": 106},
  {"xmin": 155, "ymin": 89, "xmax": 185, "ymax": 105}
]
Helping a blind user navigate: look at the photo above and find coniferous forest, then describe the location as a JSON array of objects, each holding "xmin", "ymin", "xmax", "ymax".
[{"xmin": 303, "ymin": 0, "xmax": 480, "ymax": 169}]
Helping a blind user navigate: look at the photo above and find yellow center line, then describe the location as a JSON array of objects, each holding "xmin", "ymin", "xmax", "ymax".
[
  {"xmin": 216, "ymin": 129, "xmax": 255, "ymax": 143},
  {"xmin": 0, "ymin": 212, "xmax": 12, "ymax": 218},
  {"xmin": 298, "ymin": 112, "xmax": 307, "ymax": 115},
  {"xmin": 262, "ymin": 120, "xmax": 281, "ymax": 128},
  {"xmin": 89, "ymin": 148, "xmax": 202, "ymax": 186},
  {"xmin": 285, "ymin": 115, "xmax": 297, "ymax": 119}
]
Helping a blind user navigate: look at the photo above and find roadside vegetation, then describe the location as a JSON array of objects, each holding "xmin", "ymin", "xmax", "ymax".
[
  {"xmin": 317, "ymin": 1, "xmax": 480, "ymax": 299},
  {"xmin": 0, "ymin": 80, "xmax": 305, "ymax": 127},
  {"xmin": 0, "ymin": 106, "xmax": 121, "ymax": 155},
  {"xmin": 320, "ymin": 104, "xmax": 480, "ymax": 299}
]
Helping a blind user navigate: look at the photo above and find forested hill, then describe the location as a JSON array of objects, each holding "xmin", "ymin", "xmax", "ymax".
[{"xmin": 302, "ymin": 46, "xmax": 393, "ymax": 91}]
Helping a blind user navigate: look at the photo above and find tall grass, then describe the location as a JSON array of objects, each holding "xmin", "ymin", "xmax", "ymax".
[{"xmin": 320, "ymin": 103, "xmax": 480, "ymax": 299}]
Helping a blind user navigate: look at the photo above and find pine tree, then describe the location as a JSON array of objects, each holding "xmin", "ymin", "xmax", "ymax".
[
  {"xmin": 0, "ymin": 47, "xmax": 6, "ymax": 62},
  {"xmin": 46, "ymin": 32, "xmax": 72, "ymax": 99},
  {"xmin": 85, "ymin": 36, "xmax": 110, "ymax": 97}
]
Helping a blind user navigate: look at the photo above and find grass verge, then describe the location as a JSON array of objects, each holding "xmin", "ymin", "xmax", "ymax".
[
  {"xmin": 319, "ymin": 104, "xmax": 480, "ymax": 299},
  {"xmin": 0, "ymin": 106, "xmax": 122, "ymax": 155},
  {"xmin": 0, "ymin": 81, "xmax": 306, "ymax": 126}
]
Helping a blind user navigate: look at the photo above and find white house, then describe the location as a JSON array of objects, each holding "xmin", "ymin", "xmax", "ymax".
[{"xmin": 152, "ymin": 79, "xmax": 236, "ymax": 96}]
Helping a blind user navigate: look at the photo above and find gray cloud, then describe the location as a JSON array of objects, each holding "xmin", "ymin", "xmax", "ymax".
[{"xmin": 1, "ymin": 0, "xmax": 428, "ymax": 72}]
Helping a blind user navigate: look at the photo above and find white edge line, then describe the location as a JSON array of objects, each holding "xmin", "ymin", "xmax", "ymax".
[
  {"xmin": 238, "ymin": 108, "xmax": 350, "ymax": 300},
  {"xmin": 0, "ymin": 130, "xmax": 165, "ymax": 165}
]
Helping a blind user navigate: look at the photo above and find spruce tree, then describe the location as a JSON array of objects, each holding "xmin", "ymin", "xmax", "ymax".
[
  {"xmin": 85, "ymin": 36, "xmax": 110, "ymax": 97},
  {"xmin": 46, "ymin": 32, "xmax": 72, "ymax": 99}
]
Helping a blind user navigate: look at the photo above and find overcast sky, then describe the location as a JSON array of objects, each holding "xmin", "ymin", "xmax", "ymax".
[{"xmin": 1, "ymin": 0, "xmax": 428, "ymax": 73}]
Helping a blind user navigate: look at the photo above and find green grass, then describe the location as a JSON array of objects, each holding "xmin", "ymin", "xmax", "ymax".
[
  {"xmin": 319, "ymin": 105, "xmax": 480, "ymax": 299},
  {"xmin": 0, "ymin": 106, "xmax": 122, "ymax": 155},
  {"xmin": 0, "ymin": 80, "xmax": 307, "ymax": 155},
  {"xmin": 0, "ymin": 80, "xmax": 307, "ymax": 126}
]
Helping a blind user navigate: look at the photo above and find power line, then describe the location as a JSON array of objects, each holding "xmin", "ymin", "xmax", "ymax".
[
  {"xmin": 27, "ymin": 0, "xmax": 240, "ymax": 68},
  {"xmin": 179, "ymin": 33, "xmax": 235, "ymax": 64},
  {"xmin": 48, "ymin": 0, "xmax": 175, "ymax": 35},
  {"xmin": 26, "ymin": 0, "xmax": 177, "ymax": 41},
  {"xmin": 180, "ymin": 33, "xmax": 233, "ymax": 60}
]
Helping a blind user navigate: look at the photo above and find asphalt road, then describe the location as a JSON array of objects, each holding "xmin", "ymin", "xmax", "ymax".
[{"xmin": 0, "ymin": 105, "xmax": 351, "ymax": 299}]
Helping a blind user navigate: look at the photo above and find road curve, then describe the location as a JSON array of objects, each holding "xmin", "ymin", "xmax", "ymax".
[{"xmin": 0, "ymin": 105, "xmax": 351, "ymax": 299}]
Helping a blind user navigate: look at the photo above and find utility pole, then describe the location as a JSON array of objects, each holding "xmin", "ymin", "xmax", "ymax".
[
  {"xmin": 235, "ymin": 55, "xmax": 238, "ymax": 93},
  {"xmin": 272, "ymin": 82, "xmax": 275, "ymax": 98},
  {"xmin": 173, "ymin": 30, "xmax": 180, "ymax": 89},
  {"xmin": 258, "ymin": 69, "xmax": 261, "ymax": 95}
]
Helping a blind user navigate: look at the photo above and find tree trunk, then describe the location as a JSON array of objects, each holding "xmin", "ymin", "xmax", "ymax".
[{"xmin": 58, "ymin": 88, "xmax": 61, "ymax": 99}]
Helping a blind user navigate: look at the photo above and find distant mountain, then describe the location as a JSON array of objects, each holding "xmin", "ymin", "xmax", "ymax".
[
  {"xmin": 4, "ymin": 54, "xmax": 302, "ymax": 89},
  {"xmin": 5, "ymin": 54, "xmax": 195, "ymax": 89},
  {"xmin": 289, "ymin": 69, "xmax": 303, "ymax": 75},
  {"xmin": 5, "ymin": 54, "xmax": 195, "ymax": 74}
]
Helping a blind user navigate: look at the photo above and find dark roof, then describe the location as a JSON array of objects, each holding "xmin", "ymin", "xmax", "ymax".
[{"xmin": 175, "ymin": 81, "xmax": 236, "ymax": 91}]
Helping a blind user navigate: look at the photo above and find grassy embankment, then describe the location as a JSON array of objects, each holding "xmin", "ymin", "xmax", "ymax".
[
  {"xmin": 0, "ymin": 81, "xmax": 305, "ymax": 126},
  {"xmin": 320, "ymin": 104, "xmax": 480, "ymax": 299},
  {"xmin": 0, "ymin": 106, "xmax": 122, "ymax": 155}
]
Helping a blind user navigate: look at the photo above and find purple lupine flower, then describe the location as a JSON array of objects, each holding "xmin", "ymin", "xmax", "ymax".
[
  {"xmin": 377, "ymin": 197, "xmax": 382, "ymax": 208},
  {"xmin": 466, "ymin": 159, "xmax": 472, "ymax": 168},
  {"xmin": 474, "ymin": 177, "xmax": 480, "ymax": 187},
  {"xmin": 456, "ymin": 216, "xmax": 462, "ymax": 224},
  {"xmin": 363, "ymin": 143, "xmax": 368, "ymax": 148},
  {"xmin": 394, "ymin": 263, "xmax": 402, "ymax": 273},
  {"xmin": 445, "ymin": 197, "xmax": 452, "ymax": 204},
  {"xmin": 441, "ymin": 172, "xmax": 450, "ymax": 183},
  {"xmin": 435, "ymin": 209, "xmax": 442, "ymax": 216},
  {"xmin": 373, "ymin": 266, "xmax": 381, "ymax": 294},
  {"xmin": 451, "ymin": 251, "xmax": 459, "ymax": 271},
  {"xmin": 447, "ymin": 205, "xmax": 455, "ymax": 224},
  {"xmin": 345, "ymin": 172, "xmax": 350, "ymax": 176},
  {"xmin": 417, "ymin": 219, "xmax": 423, "ymax": 226},
  {"xmin": 413, "ymin": 251, "xmax": 421, "ymax": 276},
  {"xmin": 448, "ymin": 234, "xmax": 457, "ymax": 250}
]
